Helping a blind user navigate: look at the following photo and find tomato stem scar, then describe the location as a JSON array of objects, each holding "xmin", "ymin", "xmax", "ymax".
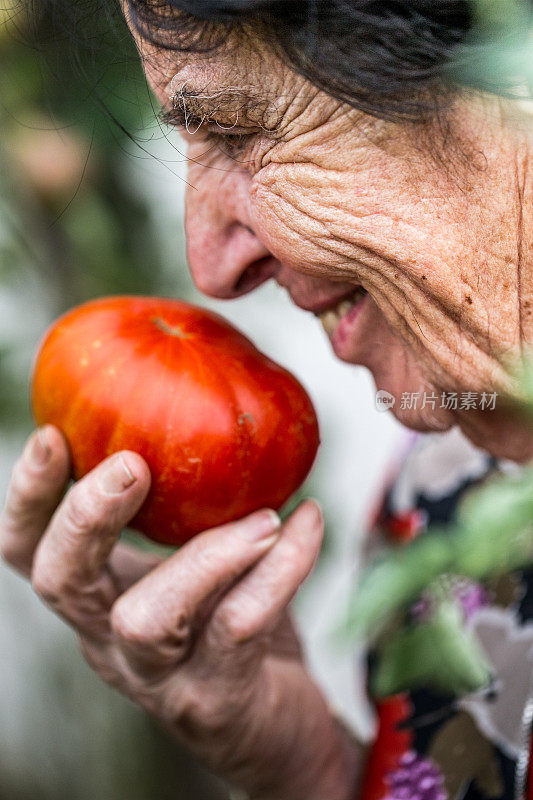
[{"xmin": 151, "ymin": 316, "xmax": 192, "ymax": 338}]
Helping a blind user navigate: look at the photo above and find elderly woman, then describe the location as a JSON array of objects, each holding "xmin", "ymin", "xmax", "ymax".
[{"xmin": 2, "ymin": 1, "xmax": 533, "ymax": 799}]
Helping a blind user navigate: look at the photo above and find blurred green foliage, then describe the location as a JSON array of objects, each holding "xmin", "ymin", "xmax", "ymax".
[
  {"xmin": 452, "ymin": 0, "xmax": 533, "ymax": 94},
  {"xmin": 0, "ymin": 0, "xmax": 183, "ymax": 430}
]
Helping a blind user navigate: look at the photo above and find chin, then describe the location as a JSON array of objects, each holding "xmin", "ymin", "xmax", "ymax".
[
  {"xmin": 324, "ymin": 294, "xmax": 453, "ymax": 432},
  {"xmin": 358, "ymin": 342, "xmax": 455, "ymax": 433},
  {"xmin": 390, "ymin": 403, "xmax": 455, "ymax": 433},
  {"xmin": 371, "ymin": 359, "xmax": 533, "ymax": 461},
  {"xmin": 372, "ymin": 370, "xmax": 456, "ymax": 432}
]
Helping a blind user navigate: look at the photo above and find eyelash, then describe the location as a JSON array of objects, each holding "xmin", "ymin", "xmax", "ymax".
[{"xmin": 159, "ymin": 110, "xmax": 254, "ymax": 158}]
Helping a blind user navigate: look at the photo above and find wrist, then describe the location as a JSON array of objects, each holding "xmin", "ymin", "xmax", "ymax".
[
  {"xmin": 269, "ymin": 711, "xmax": 363, "ymax": 800},
  {"xmin": 241, "ymin": 664, "xmax": 364, "ymax": 800}
]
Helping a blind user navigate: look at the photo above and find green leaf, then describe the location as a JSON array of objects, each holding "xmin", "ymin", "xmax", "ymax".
[
  {"xmin": 371, "ymin": 599, "xmax": 491, "ymax": 699},
  {"xmin": 456, "ymin": 468, "xmax": 533, "ymax": 578},
  {"xmin": 340, "ymin": 533, "xmax": 454, "ymax": 642}
]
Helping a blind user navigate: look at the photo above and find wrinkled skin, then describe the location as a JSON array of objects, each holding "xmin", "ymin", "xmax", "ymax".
[
  {"xmin": 139, "ymin": 30, "xmax": 533, "ymax": 462},
  {"xmin": 2, "ymin": 13, "xmax": 533, "ymax": 800}
]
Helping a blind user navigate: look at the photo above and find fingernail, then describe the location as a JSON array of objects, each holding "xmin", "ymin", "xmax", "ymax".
[
  {"xmin": 239, "ymin": 509, "xmax": 281, "ymax": 542},
  {"xmin": 99, "ymin": 454, "xmax": 136, "ymax": 495},
  {"xmin": 26, "ymin": 427, "xmax": 51, "ymax": 467}
]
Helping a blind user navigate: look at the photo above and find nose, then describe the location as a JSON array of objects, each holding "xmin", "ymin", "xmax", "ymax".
[{"xmin": 185, "ymin": 165, "xmax": 279, "ymax": 299}]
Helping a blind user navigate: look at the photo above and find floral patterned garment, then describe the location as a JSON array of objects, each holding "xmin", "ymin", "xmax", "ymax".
[{"xmin": 359, "ymin": 428, "xmax": 533, "ymax": 800}]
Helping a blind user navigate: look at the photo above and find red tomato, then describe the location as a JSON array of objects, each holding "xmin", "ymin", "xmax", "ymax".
[{"xmin": 31, "ymin": 296, "xmax": 320, "ymax": 545}]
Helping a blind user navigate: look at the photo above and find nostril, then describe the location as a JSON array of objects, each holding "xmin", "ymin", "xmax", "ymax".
[{"xmin": 233, "ymin": 256, "xmax": 279, "ymax": 296}]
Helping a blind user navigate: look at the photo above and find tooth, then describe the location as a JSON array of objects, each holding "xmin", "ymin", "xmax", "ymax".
[
  {"xmin": 319, "ymin": 309, "xmax": 339, "ymax": 336},
  {"xmin": 337, "ymin": 300, "xmax": 354, "ymax": 317},
  {"xmin": 318, "ymin": 288, "xmax": 368, "ymax": 335}
]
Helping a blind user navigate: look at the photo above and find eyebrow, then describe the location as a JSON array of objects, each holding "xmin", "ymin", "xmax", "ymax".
[{"xmin": 160, "ymin": 86, "xmax": 279, "ymax": 133}]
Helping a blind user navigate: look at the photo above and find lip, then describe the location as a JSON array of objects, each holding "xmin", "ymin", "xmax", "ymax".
[
  {"xmin": 330, "ymin": 292, "xmax": 369, "ymax": 358},
  {"xmin": 288, "ymin": 287, "xmax": 364, "ymax": 315}
]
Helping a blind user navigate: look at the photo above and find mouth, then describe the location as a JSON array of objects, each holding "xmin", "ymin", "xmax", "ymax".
[{"xmin": 316, "ymin": 286, "xmax": 368, "ymax": 337}]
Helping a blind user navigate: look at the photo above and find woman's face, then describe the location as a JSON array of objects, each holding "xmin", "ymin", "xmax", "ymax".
[{"xmin": 129, "ymin": 18, "xmax": 533, "ymax": 458}]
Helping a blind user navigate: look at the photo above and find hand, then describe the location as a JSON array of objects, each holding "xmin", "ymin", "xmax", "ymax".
[{"xmin": 0, "ymin": 426, "xmax": 363, "ymax": 800}]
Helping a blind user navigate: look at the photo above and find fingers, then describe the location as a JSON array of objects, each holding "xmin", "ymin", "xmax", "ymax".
[
  {"xmin": 207, "ymin": 500, "xmax": 323, "ymax": 654},
  {"xmin": 30, "ymin": 451, "xmax": 151, "ymax": 637},
  {"xmin": 109, "ymin": 501, "xmax": 323, "ymax": 678},
  {"xmin": 109, "ymin": 508, "xmax": 282, "ymax": 671},
  {"xmin": 0, "ymin": 426, "xmax": 71, "ymax": 576}
]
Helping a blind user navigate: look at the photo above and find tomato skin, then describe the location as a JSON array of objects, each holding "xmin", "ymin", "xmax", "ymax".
[{"xmin": 31, "ymin": 296, "xmax": 320, "ymax": 546}]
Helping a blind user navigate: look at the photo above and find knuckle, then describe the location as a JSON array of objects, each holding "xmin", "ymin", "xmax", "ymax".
[
  {"xmin": 0, "ymin": 531, "xmax": 28, "ymax": 574},
  {"xmin": 62, "ymin": 488, "xmax": 104, "ymax": 539},
  {"xmin": 0, "ymin": 534, "xmax": 24, "ymax": 571},
  {"xmin": 5, "ymin": 461, "xmax": 40, "ymax": 516},
  {"xmin": 31, "ymin": 551, "xmax": 79, "ymax": 607},
  {"xmin": 110, "ymin": 600, "xmax": 154, "ymax": 650},
  {"xmin": 210, "ymin": 605, "xmax": 258, "ymax": 646},
  {"xmin": 111, "ymin": 601, "xmax": 193, "ymax": 662},
  {"xmin": 161, "ymin": 610, "xmax": 194, "ymax": 660},
  {"xmin": 31, "ymin": 562, "xmax": 62, "ymax": 604},
  {"xmin": 171, "ymin": 684, "xmax": 231, "ymax": 738},
  {"xmin": 8, "ymin": 461, "xmax": 30, "ymax": 500}
]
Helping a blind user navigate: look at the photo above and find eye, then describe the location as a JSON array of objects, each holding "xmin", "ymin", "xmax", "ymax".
[
  {"xmin": 205, "ymin": 129, "xmax": 254, "ymax": 158},
  {"xmin": 158, "ymin": 108, "xmax": 257, "ymax": 161}
]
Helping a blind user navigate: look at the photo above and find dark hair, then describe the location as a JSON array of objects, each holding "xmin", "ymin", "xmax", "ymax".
[
  {"xmin": 22, "ymin": 0, "xmax": 533, "ymax": 124},
  {"xmin": 125, "ymin": 0, "xmax": 479, "ymax": 121}
]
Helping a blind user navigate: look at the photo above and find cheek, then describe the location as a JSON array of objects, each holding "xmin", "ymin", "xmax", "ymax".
[
  {"xmin": 248, "ymin": 165, "xmax": 351, "ymax": 281},
  {"xmin": 186, "ymin": 140, "xmax": 229, "ymax": 181}
]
